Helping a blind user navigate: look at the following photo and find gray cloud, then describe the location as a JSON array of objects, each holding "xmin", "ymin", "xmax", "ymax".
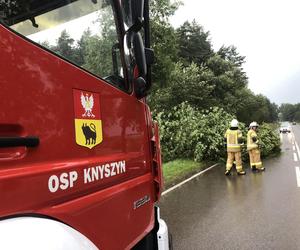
[{"xmin": 265, "ymin": 70, "xmax": 300, "ymax": 104}]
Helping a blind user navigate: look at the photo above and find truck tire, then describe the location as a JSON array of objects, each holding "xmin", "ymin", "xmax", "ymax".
[
  {"xmin": 168, "ymin": 233, "xmax": 173, "ymax": 250},
  {"xmin": 132, "ymin": 230, "xmax": 157, "ymax": 250}
]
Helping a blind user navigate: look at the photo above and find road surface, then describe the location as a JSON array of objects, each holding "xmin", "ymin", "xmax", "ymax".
[{"xmin": 159, "ymin": 125, "xmax": 300, "ymax": 250}]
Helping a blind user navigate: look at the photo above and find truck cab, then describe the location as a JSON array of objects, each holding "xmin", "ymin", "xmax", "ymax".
[{"xmin": 0, "ymin": 0, "xmax": 168, "ymax": 249}]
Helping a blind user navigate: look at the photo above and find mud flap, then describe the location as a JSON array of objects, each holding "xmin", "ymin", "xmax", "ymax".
[
  {"xmin": 132, "ymin": 206, "xmax": 171, "ymax": 250},
  {"xmin": 156, "ymin": 206, "xmax": 170, "ymax": 250}
]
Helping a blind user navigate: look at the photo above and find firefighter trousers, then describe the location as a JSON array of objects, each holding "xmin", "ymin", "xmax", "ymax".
[
  {"xmin": 226, "ymin": 151, "xmax": 243, "ymax": 172},
  {"xmin": 248, "ymin": 148, "xmax": 263, "ymax": 169}
]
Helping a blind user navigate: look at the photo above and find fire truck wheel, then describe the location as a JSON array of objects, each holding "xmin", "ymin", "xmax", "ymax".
[
  {"xmin": 132, "ymin": 230, "xmax": 156, "ymax": 250},
  {"xmin": 0, "ymin": 217, "xmax": 98, "ymax": 250}
]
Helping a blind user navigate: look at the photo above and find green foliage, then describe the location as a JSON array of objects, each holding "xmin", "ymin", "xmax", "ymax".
[
  {"xmin": 80, "ymin": 8, "xmax": 117, "ymax": 77},
  {"xmin": 148, "ymin": 62, "xmax": 215, "ymax": 111},
  {"xmin": 257, "ymin": 123, "xmax": 281, "ymax": 157},
  {"xmin": 150, "ymin": 0, "xmax": 181, "ymax": 88},
  {"xmin": 177, "ymin": 20, "xmax": 213, "ymax": 65},
  {"xmin": 149, "ymin": 55, "xmax": 278, "ymax": 125},
  {"xmin": 236, "ymin": 91, "xmax": 279, "ymax": 124},
  {"xmin": 206, "ymin": 53, "xmax": 233, "ymax": 77},
  {"xmin": 149, "ymin": 1, "xmax": 278, "ymax": 126},
  {"xmin": 83, "ymin": 34, "xmax": 114, "ymax": 77},
  {"xmin": 205, "ymin": 54, "xmax": 249, "ymax": 114},
  {"xmin": 76, "ymin": 29, "xmax": 92, "ymax": 66},
  {"xmin": 43, "ymin": 6, "xmax": 117, "ymax": 79},
  {"xmin": 218, "ymin": 45, "xmax": 246, "ymax": 68},
  {"xmin": 52, "ymin": 30, "xmax": 79, "ymax": 63},
  {"xmin": 155, "ymin": 102, "xmax": 234, "ymax": 162},
  {"xmin": 150, "ymin": 21, "xmax": 178, "ymax": 88},
  {"xmin": 150, "ymin": 0, "xmax": 182, "ymax": 23},
  {"xmin": 193, "ymin": 107, "xmax": 236, "ymax": 162},
  {"xmin": 279, "ymin": 103, "xmax": 300, "ymax": 122},
  {"xmin": 155, "ymin": 102, "xmax": 200, "ymax": 161},
  {"xmin": 155, "ymin": 102, "xmax": 280, "ymax": 163}
]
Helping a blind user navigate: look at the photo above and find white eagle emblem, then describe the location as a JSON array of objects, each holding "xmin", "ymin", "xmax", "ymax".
[{"xmin": 81, "ymin": 92, "xmax": 95, "ymax": 117}]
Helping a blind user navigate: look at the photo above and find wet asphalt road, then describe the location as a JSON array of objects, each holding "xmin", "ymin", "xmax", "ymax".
[{"xmin": 159, "ymin": 125, "xmax": 300, "ymax": 250}]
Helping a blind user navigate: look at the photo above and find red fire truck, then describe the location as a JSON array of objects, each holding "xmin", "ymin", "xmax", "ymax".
[{"xmin": 0, "ymin": 0, "xmax": 169, "ymax": 249}]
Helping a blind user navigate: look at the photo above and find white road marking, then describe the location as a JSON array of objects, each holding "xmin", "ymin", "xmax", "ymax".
[
  {"xmin": 295, "ymin": 167, "xmax": 300, "ymax": 187},
  {"xmin": 288, "ymin": 133, "xmax": 292, "ymax": 143},
  {"xmin": 162, "ymin": 163, "xmax": 219, "ymax": 196},
  {"xmin": 288, "ymin": 132, "xmax": 295, "ymax": 144},
  {"xmin": 292, "ymin": 131, "xmax": 296, "ymax": 144},
  {"xmin": 292, "ymin": 132, "xmax": 300, "ymax": 187},
  {"xmin": 293, "ymin": 145, "xmax": 296, "ymax": 151},
  {"xmin": 294, "ymin": 152, "xmax": 298, "ymax": 162},
  {"xmin": 295, "ymin": 141, "xmax": 300, "ymax": 160}
]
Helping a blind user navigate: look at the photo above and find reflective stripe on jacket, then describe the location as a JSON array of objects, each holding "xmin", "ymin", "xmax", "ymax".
[
  {"xmin": 247, "ymin": 129, "xmax": 258, "ymax": 151},
  {"xmin": 224, "ymin": 129, "xmax": 242, "ymax": 152}
]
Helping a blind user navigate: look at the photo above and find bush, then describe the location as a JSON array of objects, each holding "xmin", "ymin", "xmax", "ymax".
[
  {"xmin": 155, "ymin": 102, "xmax": 234, "ymax": 162},
  {"xmin": 257, "ymin": 123, "xmax": 281, "ymax": 157},
  {"xmin": 155, "ymin": 102, "xmax": 201, "ymax": 161},
  {"xmin": 155, "ymin": 102, "xmax": 280, "ymax": 163},
  {"xmin": 193, "ymin": 107, "xmax": 237, "ymax": 162}
]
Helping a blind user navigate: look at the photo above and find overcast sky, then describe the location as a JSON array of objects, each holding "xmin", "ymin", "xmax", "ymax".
[{"xmin": 171, "ymin": 0, "xmax": 300, "ymax": 104}]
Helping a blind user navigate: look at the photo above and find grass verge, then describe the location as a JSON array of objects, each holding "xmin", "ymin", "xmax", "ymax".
[
  {"xmin": 163, "ymin": 159, "xmax": 207, "ymax": 189},
  {"xmin": 162, "ymin": 150, "xmax": 281, "ymax": 190}
]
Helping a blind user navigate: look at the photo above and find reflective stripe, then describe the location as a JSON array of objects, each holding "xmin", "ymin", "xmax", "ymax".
[
  {"xmin": 247, "ymin": 145, "xmax": 258, "ymax": 150},
  {"xmin": 236, "ymin": 165, "xmax": 243, "ymax": 171},
  {"xmin": 251, "ymin": 162, "xmax": 262, "ymax": 166},
  {"xmin": 225, "ymin": 129, "xmax": 243, "ymax": 152},
  {"xmin": 227, "ymin": 148, "xmax": 241, "ymax": 152}
]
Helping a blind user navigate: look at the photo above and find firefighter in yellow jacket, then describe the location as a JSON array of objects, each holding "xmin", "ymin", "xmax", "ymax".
[
  {"xmin": 247, "ymin": 122, "xmax": 265, "ymax": 171},
  {"xmin": 224, "ymin": 119, "xmax": 246, "ymax": 175}
]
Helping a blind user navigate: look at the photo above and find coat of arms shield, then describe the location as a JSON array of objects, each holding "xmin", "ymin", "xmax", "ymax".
[{"xmin": 73, "ymin": 89, "xmax": 103, "ymax": 149}]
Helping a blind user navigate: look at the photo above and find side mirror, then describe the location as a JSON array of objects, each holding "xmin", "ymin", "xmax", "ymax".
[
  {"xmin": 131, "ymin": 0, "xmax": 144, "ymax": 24},
  {"xmin": 112, "ymin": 43, "xmax": 120, "ymax": 76},
  {"xmin": 134, "ymin": 77, "xmax": 147, "ymax": 99},
  {"xmin": 132, "ymin": 33, "xmax": 147, "ymax": 99},
  {"xmin": 125, "ymin": 0, "xmax": 144, "ymax": 33},
  {"xmin": 132, "ymin": 32, "xmax": 147, "ymax": 77},
  {"xmin": 145, "ymin": 48, "xmax": 154, "ymax": 66}
]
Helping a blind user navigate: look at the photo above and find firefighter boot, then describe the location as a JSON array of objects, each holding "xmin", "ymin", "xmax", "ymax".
[
  {"xmin": 237, "ymin": 170, "xmax": 246, "ymax": 175},
  {"xmin": 252, "ymin": 165, "xmax": 257, "ymax": 172},
  {"xmin": 225, "ymin": 170, "xmax": 231, "ymax": 176}
]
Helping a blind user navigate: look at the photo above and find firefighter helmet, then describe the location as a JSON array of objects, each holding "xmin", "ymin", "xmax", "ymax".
[
  {"xmin": 249, "ymin": 121, "xmax": 259, "ymax": 128},
  {"xmin": 230, "ymin": 119, "xmax": 239, "ymax": 128}
]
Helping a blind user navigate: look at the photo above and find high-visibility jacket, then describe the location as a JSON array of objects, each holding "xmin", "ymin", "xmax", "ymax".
[
  {"xmin": 224, "ymin": 128, "xmax": 243, "ymax": 152},
  {"xmin": 247, "ymin": 129, "xmax": 259, "ymax": 151}
]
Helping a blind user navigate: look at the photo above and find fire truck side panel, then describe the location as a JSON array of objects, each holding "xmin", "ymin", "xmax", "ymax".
[{"xmin": 0, "ymin": 24, "xmax": 155, "ymax": 249}]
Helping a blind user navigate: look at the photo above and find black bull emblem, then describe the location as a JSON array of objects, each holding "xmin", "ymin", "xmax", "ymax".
[{"xmin": 82, "ymin": 123, "xmax": 97, "ymax": 145}]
